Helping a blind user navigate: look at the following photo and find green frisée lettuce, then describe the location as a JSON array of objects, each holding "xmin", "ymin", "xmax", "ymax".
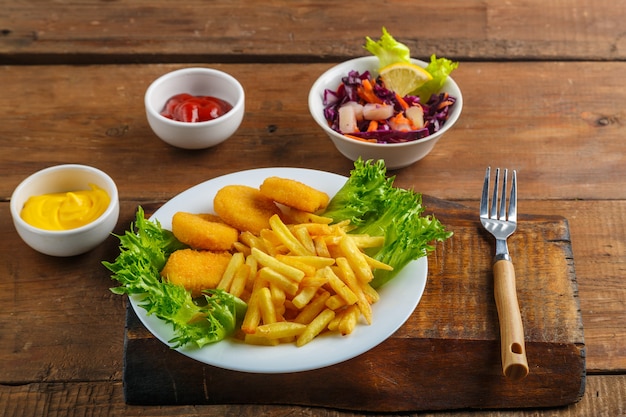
[
  {"xmin": 364, "ymin": 27, "xmax": 459, "ymax": 101},
  {"xmin": 103, "ymin": 207, "xmax": 247, "ymax": 348},
  {"xmin": 322, "ymin": 159, "xmax": 452, "ymax": 288}
]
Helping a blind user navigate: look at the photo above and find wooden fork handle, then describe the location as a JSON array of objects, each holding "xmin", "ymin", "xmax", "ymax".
[{"xmin": 493, "ymin": 259, "xmax": 529, "ymax": 380}]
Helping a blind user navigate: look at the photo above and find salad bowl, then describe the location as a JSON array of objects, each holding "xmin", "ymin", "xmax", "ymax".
[{"xmin": 308, "ymin": 56, "xmax": 463, "ymax": 169}]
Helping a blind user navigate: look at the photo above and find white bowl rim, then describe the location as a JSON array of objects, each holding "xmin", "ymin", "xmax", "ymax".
[
  {"xmin": 308, "ymin": 56, "xmax": 463, "ymax": 148},
  {"xmin": 145, "ymin": 67, "xmax": 245, "ymax": 128},
  {"xmin": 10, "ymin": 164, "xmax": 119, "ymax": 236}
]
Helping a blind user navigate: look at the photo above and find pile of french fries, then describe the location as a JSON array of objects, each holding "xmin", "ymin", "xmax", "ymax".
[{"xmin": 216, "ymin": 211, "xmax": 392, "ymax": 347}]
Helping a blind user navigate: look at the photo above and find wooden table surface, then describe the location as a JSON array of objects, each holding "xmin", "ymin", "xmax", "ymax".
[{"xmin": 1, "ymin": 1, "xmax": 625, "ymax": 416}]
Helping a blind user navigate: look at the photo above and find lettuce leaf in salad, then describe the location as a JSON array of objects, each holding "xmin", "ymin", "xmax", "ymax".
[
  {"xmin": 364, "ymin": 27, "xmax": 411, "ymax": 68},
  {"xmin": 104, "ymin": 207, "xmax": 247, "ymax": 348},
  {"xmin": 417, "ymin": 54, "xmax": 460, "ymax": 102}
]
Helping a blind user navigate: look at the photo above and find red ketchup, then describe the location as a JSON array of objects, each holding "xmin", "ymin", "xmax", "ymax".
[{"xmin": 160, "ymin": 93, "xmax": 233, "ymax": 123}]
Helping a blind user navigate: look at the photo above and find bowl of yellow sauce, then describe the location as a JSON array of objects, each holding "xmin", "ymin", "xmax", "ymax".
[{"xmin": 10, "ymin": 165, "xmax": 120, "ymax": 256}]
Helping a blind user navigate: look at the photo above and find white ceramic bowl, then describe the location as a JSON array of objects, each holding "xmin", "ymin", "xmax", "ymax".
[
  {"xmin": 309, "ymin": 56, "xmax": 463, "ymax": 169},
  {"xmin": 145, "ymin": 67, "xmax": 245, "ymax": 149},
  {"xmin": 10, "ymin": 164, "xmax": 120, "ymax": 257}
]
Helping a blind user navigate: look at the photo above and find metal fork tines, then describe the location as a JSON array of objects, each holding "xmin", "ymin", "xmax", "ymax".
[
  {"xmin": 479, "ymin": 167, "xmax": 529, "ymax": 381},
  {"xmin": 480, "ymin": 167, "xmax": 517, "ymax": 262}
]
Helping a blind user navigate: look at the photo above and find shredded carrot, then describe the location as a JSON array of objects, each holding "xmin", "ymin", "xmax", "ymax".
[
  {"xmin": 389, "ymin": 113, "xmax": 412, "ymax": 132},
  {"xmin": 357, "ymin": 79, "xmax": 383, "ymax": 104},
  {"xmin": 366, "ymin": 120, "xmax": 379, "ymax": 132},
  {"xmin": 395, "ymin": 93, "xmax": 409, "ymax": 110},
  {"xmin": 437, "ymin": 100, "xmax": 455, "ymax": 110}
]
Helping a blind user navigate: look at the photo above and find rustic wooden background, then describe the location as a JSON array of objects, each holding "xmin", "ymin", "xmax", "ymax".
[{"xmin": 1, "ymin": 1, "xmax": 625, "ymax": 416}]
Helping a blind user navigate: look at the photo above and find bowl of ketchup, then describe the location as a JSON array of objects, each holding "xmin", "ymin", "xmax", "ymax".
[{"xmin": 145, "ymin": 67, "xmax": 245, "ymax": 149}]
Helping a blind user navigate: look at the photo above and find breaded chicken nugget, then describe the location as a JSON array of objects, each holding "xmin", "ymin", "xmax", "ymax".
[
  {"xmin": 196, "ymin": 213, "xmax": 226, "ymax": 223},
  {"xmin": 259, "ymin": 177, "xmax": 329, "ymax": 213},
  {"xmin": 214, "ymin": 185, "xmax": 282, "ymax": 235},
  {"xmin": 172, "ymin": 211, "xmax": 239, "ymax": 251},
  {"xmin": 161, "ymin": 249, "xmax": 232, "ymax": 297}
]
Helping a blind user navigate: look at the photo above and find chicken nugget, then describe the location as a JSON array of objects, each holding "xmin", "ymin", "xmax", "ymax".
[
  {"xmin": 161, "ymin": 249, "xmax": 232, "ymax": 297},
  {"xmin": 214, "ymin": 185, "xmax": 282, "ymax": 234},
  {"xmin": 172, "ymin": 211, "xmax": 238, "ymax": 251},
  {"xmin": 259, "ymin": 176, "xmax": 329, "ymax": 213}
]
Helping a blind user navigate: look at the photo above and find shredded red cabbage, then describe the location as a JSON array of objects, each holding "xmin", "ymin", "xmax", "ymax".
[{"xmin": 322, "ymin": 70, "xmax": 456, "ymax": 144}]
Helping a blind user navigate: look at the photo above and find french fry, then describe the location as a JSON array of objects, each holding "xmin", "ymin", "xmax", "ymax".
[
  {"xmin": 338, "ymin": 304, "xmax": 360, "ymax": 335},
  {"xmin": 319, "ymin": 265, "xmax": 358, "ymax": 305},
  {"xmin": 245, "ymin": 255, "xmax": 258, "ymax": 291},
  {"xmin": 232, "ymin": 241, "xmax": 251, "ymax": 257},
  {"xmin": 217, "ymin": 251, "xmax": 245, "ymax": 291},
  {"xmin": 292, "ymin": 225, "xmax": 317, "ymax": 255},
  {"xmin": 275, "ymin": 254, "xmax": 317, "ymax": 277},
  {"xmin": 258, "ymin": 286, "xmax": 277, "ymax": 324},
  {"xmin": 255, "ymin": 322, "xmax": 306, "ymax": 339},
  {"xmin": 241, "ymin": 289, "xmax": 262, "ymax": 334},
  {"xmin": 252, "ymin": 247, "xmax": 305, "ymax": 283},
  {"xmin": 244, "ymin": 333, "xmax": 279, "ymax": 346},
  {"xmin": 293, "ymin": 290, "xmax": 330, "ymax": 324},
  {"xmin": 269, "ymin": 214, "xmax": 313, "ymax": 256},
  {"xmin": 339, "ymin": 235, "xmax": 374, "ymax": 282},
  {"xmin": 284, "ymin": 207, "xmax": 333, "ymax": 225},
  {"xmin": 300, "ymin": 274, "xmax": 328, "ymax": 288},
  {"xmin": 335, "ymin": 257, "xmax": 373, "ymax": 324},
  {"xmin": 296, "ymin": 308, "xmax": 335, "ymax": 347},
  {"xmin": 294, "ymin": 222, "xmax": 333, "ymax": 237},
  {"xmin": 258, "ymin": 267, "xmax": 299, "ymax": 296},
  {"xmin": 361, "ymin": 280, "xmax": 380, "ymax": 304},
  {"xmin": 362, "ymin": 252, "xmax": 394, "ymax": 271},
  {"xmin": 313, "ymin": 236, "xmax": 331, "ymax": 257},
  {"xmin": 240, "ymin": 231, "xmax": 266, "ymax": 252},
  {"xmin": 325, "ymin": 294, "xmax": 347, "ymax": 310},
  {"xmin": 292, "ymin": 285, "xmax": 320, "ymax": 309},
  {"xmin": 327, "ymin": 311, "xmax": 343, "ymax": 332},
  {"xmin": 269, "ymin": 282, "xmax": 286, "ymax": 316},
  {"xmin": 259, "ymin": 229, "xmax": 284, "ymax": 256},
  {"xmin": 229, "ymin": 263, "xmax": 250, "ymax": 298},
  {"xmin": 348, "ymin": 234, "xmax": 385, "ymax": 249},
  {"xmin": 285, "ymin": 255, "xmax": 335, "ymax": 269}
]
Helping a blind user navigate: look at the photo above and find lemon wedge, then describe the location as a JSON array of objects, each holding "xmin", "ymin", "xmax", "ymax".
[{"xmin": 379, "ymin": 62, "xmax": 433, "ymax": 97}]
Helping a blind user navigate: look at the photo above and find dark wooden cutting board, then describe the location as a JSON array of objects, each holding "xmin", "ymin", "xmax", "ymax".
[{"xmin": 122, "ymin": 196, "xmax": 585, "ymax": 412}]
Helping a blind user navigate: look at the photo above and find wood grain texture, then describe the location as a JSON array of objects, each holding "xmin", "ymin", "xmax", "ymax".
[
  {"xmin": 121, "ymin": 197, "xmax": 584, "ymax": 411},
  {"xmin": 0, "ymin": 375, "xmax": 624, "ymax": 417},
  {"xmin": 1, "ymin": 62, "xmax": 625, "ymax": 202},
  {"xmin": 1, "ymin": 0, "xmax": 625, "ymax": 64}
]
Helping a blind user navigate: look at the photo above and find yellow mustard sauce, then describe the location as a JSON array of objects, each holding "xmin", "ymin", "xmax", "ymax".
[{"xmin": 20, "ymin": 184, "xmax": 110, "ymax": 231}]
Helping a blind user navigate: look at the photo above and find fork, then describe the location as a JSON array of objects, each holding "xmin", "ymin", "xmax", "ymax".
[{"xmin": 480, "ymin": 167, "xmax": 529, "ymax": 380}]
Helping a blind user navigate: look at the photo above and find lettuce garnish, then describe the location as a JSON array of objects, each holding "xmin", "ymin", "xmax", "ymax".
[
  {"xmin": 364, "ymin": 27, "xmax": 459, "ymax": 101},
  {"xmin": 364, "ymin": 27, "xmax": 411, "ymax": 68},
  {"xmin": 419, "ymin": 54, "xmax": 460, "ymax": 102},
  {"xmin": 104, "ymin": 207, "xmax": 247, "ymax": 348},
  {"xmin": 322, "ymin": 159, "xmax": 452, "ymax": 288}
]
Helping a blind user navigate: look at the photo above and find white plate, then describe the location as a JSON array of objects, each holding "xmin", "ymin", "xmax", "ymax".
[{"xmin": 129, "ymin": 167, "xmax": 427, "ymax": 373}]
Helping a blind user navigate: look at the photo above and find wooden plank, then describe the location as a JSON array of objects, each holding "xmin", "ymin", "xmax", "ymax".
[
  {"xmin": 1, "ymin": 62, "xmax": 626, "ymax": 202},
  {"xmin": 1, "ymin": 0, "xmax": 624, "ymax": 63},
  {"xmin": 121, "ymin": 197, "xmax": 585, "ymax": 411},
  {"xmin": 0, "ymin": 375, "xmax": 624, "ymax": 417}
]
